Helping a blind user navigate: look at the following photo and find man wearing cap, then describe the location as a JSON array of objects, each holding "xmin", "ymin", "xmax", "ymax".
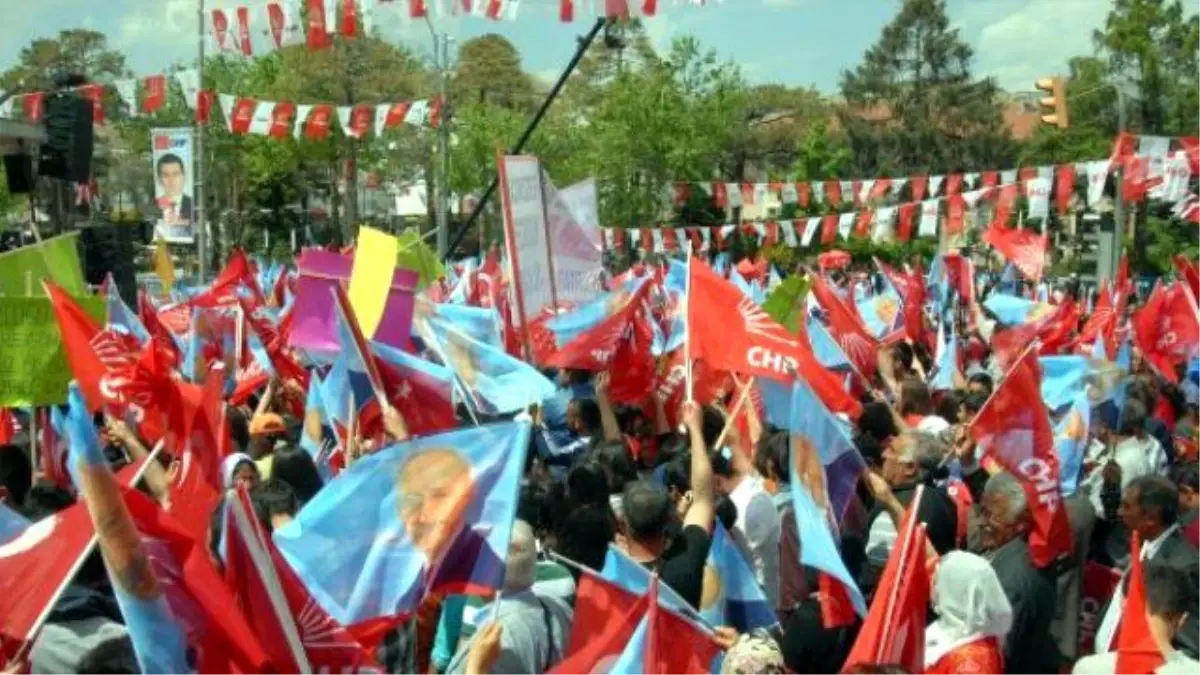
[{"xmin": 249, "ymin": 412, "xmax": 288, "ymax": 479}]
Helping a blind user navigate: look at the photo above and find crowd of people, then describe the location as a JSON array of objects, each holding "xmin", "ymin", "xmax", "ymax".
[{"xmin": 0, "ymin": 245, "xmax": 1197, "ymax": 675}]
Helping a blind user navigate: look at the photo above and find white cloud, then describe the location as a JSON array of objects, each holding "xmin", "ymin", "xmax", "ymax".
[{"xmin": 964, "ymin": 0, "xmax": 1109, "ymax": 91}]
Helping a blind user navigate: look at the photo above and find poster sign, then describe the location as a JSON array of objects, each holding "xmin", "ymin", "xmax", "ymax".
[
  {"xmin": 0, "ymin": 232, "xmax": 87, "ymax": 297},
  {"xmin": 498, "ymin": 155, "xmax": 554, "ymax": 342},
  {"xmin": 545, "ymin": 177, "xmax": 603, "ymax": 308},
  {"xmin": 0, "ymin": 296, "xmax": 105, "ymax": 406},
  {"xmin": 151, "ymin": 127, "xmax": 195, "ymax": 243}
]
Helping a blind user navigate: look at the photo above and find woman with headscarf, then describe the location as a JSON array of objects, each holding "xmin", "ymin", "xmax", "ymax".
[
  {"xmin": 222, "ymin": 452, "xmax": 260, "ymax": 491},
  {"xmin": 925, "ymin": 551, "xmax": 1013, "ymax": 674}
]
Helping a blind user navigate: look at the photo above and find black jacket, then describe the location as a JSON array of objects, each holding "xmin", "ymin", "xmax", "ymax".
[{"xmin": 989, "ymin": 537, "xmax": 1060, "ymax": 674}]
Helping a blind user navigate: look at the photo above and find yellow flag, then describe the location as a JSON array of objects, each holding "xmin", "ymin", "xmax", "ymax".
[
  {"xmin": 154, "ymin": 238, "xmax": 175, "ymax": 294},
  {"xmin": 347, "ymin": 225, "xmax": 400, "ymax": 338}
]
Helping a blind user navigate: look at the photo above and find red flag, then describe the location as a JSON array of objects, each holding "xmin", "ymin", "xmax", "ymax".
[
  {"xmin": 1055, "ymin": 163, "xmax": 1076, "ymax": 216},
  {"xmin": 843, "ymin": 501, "xmax": 929, "ymax": 673},
  {"xmin": 229, "ymin": 98, "xmax": 257, "ymax": 135},
  {"xmin": 896, "ymin": 202, "xmax": 916, "ymax": 242},
  {"xmin": 165, "ymin": 446, "xmax": 220, "ymax": 546},
  {"xmin": 22, "ymin": 92, "xmax": 44, "ymax": 123},
  {"xmin": 553, "ymin": 577, "xmax": 648, "ymax": 673},
  {"xmin": 824, "ymin": 180, "xmax": 842, "ymax": 206},
  {"xmin": 1079, "ymin": 281, "xmax": 1117, "ymax": 359},
  {"xmin": 1173, "ymin": 255, "xmax": 1199, "ymax": 304},
  {"xmin": 983, "ymin": 223, "xmax": 1048, "ymax": 283},
  {"xmin": 969, "ymin": 347, "xmax": 1073, "ymax": 568},
  {"xmin": 38, "ymin": 408, "xmax": 71, "ymax": 492},
  {"xmin": 0, "ymin": 502, "xmax": 95, "ymax": 658},
  {"xmin": 1109, "ymin": 131, "xmax": 1136, "ymax": 167},
  {"xmin": 546, "ymin": 281, "xmax": 651, "ymax": 371},
  {"xmin": 223, "ymin": 487, "xmax": 381, "ymax": 672},
  {"xmin": 820, "ymin": 214, "xmax": 838, "ymax": 245},
  {"xmin": 0, "ymin": 410, "xmax": 14, "ymax": 446},
  {"xmin": 410, "ymin": 0, "xmax": 428, "ymax": 18},
  {"xmin": 121, "ymin": 487, "xmax": 273, "ymax": 673},
  {"xmin": 45, "ymin": 281, "xmax": 107, "ymax": 411},
  {"xmin": 269, "ymin": 101, "xmax": 296, "ymax": 138},
  {"xmin": 302, "ymin": 103, "xmax": 334, "ymax": 139},
  {"xmin": 141, "ymin": 74, "xmax": 166, "ymax": 114},
  {"xmin": 235, "ymin": 6, "xmax": 253, "ymax": 55},
  {"xmin": 910, "ymin": 176, "xmax": 928, "ymax": 202},
  {"xmin": 945, "ymin": 194, "xmax": 966, "ymax": 236},
  {"xmin": 79, "ymin": 83, "xmax": 104, "ymax": 123},
  {"xmin": 1115, "ymin": 533, "xmax": 1165, "ymax": 674},
  {"xmin": 903, "ymin": 259, "xmax": 928, "ymax": 347},
  {"xmin": 1115, "ymin": 253, "xmax": 1130, "ymax": 297},
  {"xmin": 341, "ymin": 0, "xmax": 360, "ymax": 37},
  {"xmin": 1132, "ymin": 282, "xmax": 1199, "ymax": 382},
  {"xmin": 196, "ymin": 89, "xmax": 215, "ymax": 124},
  {"xmin": 559, "ymin": 0, "xmax": 574, "ymax": 21},
  {"xmin": 687, "ymin": 260, "xmax": 862, "ymax": 419},
  {"xmin": 307, "ymin": 0, "xmax": 331, "ymax": 49},
  {"xmin": 646, "ymin": 589, "xmax": 722, "ymax": 674},
  {"xmin": 945, "ymin": 173, "xmax": 963, "ymax": 195},
  {"xmin": 809, "ymin": 271, "xmax": 878, "ymax": 378},
  {"xmin": 1078, "ymin": 561, "xmax": 1121, "ymax": 655},
  {"xmin": 990, "ymin": 183, "xmax": 1019, "ymax": 229}
]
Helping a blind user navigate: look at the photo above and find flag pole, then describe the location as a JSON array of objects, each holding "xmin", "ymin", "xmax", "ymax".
[
  {"xmin": 713, "ymin": 377, "xmax": 755, "ymax": 450},
  {"xmin": 684, "ymin": 244, "xmax": 693, "ymax": 402},
  {"xmin": 195, "ymin": 0, "xmax": 208, "ymax": 283}
]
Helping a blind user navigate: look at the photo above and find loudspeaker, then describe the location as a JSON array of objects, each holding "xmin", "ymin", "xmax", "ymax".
[
  {"xmin": 3, "ymin": 154, "xmax": 33, "ymax": 193},
  {"xmin": 38, "ymin": 92, "xmax": 93, "ymax": 183},
  {"xmin": 78, "ymin": 224, "xmax": 136, "ymax": 306}
]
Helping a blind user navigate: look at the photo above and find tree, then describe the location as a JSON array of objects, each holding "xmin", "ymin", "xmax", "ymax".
[
  {"xmin": 451, "ymin": 35, "xmax": 535, "ymax": 111},
  {"xmin": 0, "ymin": 29, "xmax": 130, "ymax": 91},
  {"xmin": 1094, "ymin": 0, "xmax": 1199, "ymax": 136},
  {"xmin": 839, "ymin": 0, "xmax": 1015, "ymax": 176}
]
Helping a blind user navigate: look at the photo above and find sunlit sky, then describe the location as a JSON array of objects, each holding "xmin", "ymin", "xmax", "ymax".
[{"xmin": 3, "ymin": 0, "xmax": 1117, "ymax": 93}]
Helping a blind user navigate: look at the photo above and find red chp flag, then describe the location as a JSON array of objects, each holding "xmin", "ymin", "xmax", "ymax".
[
  {"xmin": 45, "ymin": 281, "xmax": 107, "ymax": 411},
  {"xmin": 687, "ymin": 259, "xmax": 861, "ymax": 419},
  {"xmin": 1115, "ymin": 533, "xmax": 1165, "ymax": 675},
  {"xmin": 983, "ymin": 223, "xmax": 1048, "ymax": 283},
  {"xmin": 969, "ymin": 347, "xmax": 1073, "ymax": 568},
  {"xmin": 1132, "ymin": 282, "xmax": 1200, "ymax": 382}
]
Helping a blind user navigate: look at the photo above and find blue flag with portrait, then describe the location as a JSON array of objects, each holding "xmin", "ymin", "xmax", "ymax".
[{"xmin": 273, "ymin": 420, "xmax": 530, "ymax": 627}]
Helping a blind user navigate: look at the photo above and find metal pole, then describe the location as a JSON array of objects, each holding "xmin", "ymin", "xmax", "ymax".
[
  {"xmin": 1111, "ymin": 87, "xmax": 1126, "ymax": 280},
  {"xmin": 436, "ymin": 33, "xmax": 451, "ymax": 259},
  {"xmin": 444, "ymin": 17, "xmax": 607, "ymax": 260},
  {"xmin": 195, "ymin": 0, "xmax": 208, "ymax": 282}
]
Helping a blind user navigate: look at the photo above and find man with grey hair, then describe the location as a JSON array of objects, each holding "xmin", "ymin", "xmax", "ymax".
[
  {"xmin": 446, "ymin": 520, "xmax": 573, "ymax": 674},
  {"xmin": 980, "ymin": 471, "xmax": 1060, "ymax": 674},
  {"xmin": 863, "ymin": 430, "xmax": 959, "ymax": 591}
]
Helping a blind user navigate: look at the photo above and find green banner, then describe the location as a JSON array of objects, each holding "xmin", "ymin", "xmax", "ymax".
[
  {"xmin": 0, "ymin": 232, "xmax": 87, "ymax": 297},
  {"xmin": 0, "ymin": 296, "xmax": 105, "ymax": 406}
]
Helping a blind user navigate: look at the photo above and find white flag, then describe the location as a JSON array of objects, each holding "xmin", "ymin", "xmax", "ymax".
[
  {"xmin": 651, "ymin": 228, "xmax": 664, "ymax": 253},
  {"xmin": 218, "ymin": 94, "xmax": 236, "ymax": 132},
  {"xmin": 1086, "ymin": 160, "xmax": 1110, "ymax": 206},
  {"xmin": 698, "ymin": 227, "xmax": 711, "ymax": 251},
  {"xmin": 404, "ymin": 99, "xmax": 430, "ymax": 126},
  {"xmin": 963, "ymin": 172, "xmax": 980, "ymax": 189},
  {"xmin": 873, "ymin": 206, "xmax": 897, "ymax": 242},
  {"xmin": 374, "ymin": 104, "xmax": 391, "ymax": 138},
  {"xmin": 1000, "ymin": 169, "xmax": 1018, "ymax": 186},
  {"xmin": 246, "ymin": 101, "xmax": 276, "ymax": 135},
  {"xmin": 782, "ymin": 220, "xmax": 798, "ymax": 247},
  {"xmin": 929, "ymin": 175, "xmax": 944, "ymax": 198},
  {"xmin": 858, "ymin": 179, "xmax": 875, "ymax": 204},
  {"xmin": 115, "ymin": 79, "xmax": 138, "ymax": 115},
  {"xmin": 293, "ymin": 104, "xmax": 313, "ymax": 138},
  {"xmin": 174, "ymin": 70, "xmax": 200, "ymax": 110},
  {"xmin": 335, "ymin": 106, "xmax": 353, "ymax": 136},
  {"xmin": 810, "ymin": 181, "xmax": 825, "ymax": 205},
  {"xmin": 1159, "ymin": 151, "xmax": 1192, "ymax": 202},
  {"xmin": 1138, "ymin": 135, "xmax": 1171, "ymax": 158},
  {"xmin": 780, "ymin": 183, "xmax": 798, "ymax": 204},
  {"xmin": 837, "ymin": 212, "xmax": 855, "ymax": 239},
  {"xmin": 1025, "ymin": 177, "xmax": 1051, "ymax": 221},
  {"xmin": 801, "ymin": 217, "xmax": 821, "ymax": 246},
  {"xmin": 918, "ymin": 198, "xmax": 939, "ymax": 237},
  {"xmin": 724, "ymin": 183, "xmax": 742, "ymax": 209},
  {"xmin": 891, "ymin": 177, "xmax": 908, "ymax": 198}
]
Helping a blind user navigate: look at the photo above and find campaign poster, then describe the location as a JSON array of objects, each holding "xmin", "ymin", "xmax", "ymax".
[{"xmin": 151, "ymin": 128, "xmax": 195, "ymax": 243}]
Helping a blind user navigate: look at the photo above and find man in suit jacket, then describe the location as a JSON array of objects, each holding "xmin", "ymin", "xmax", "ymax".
[
  {"xmin": 1052, "ymin": 489, "xmax": 1098, "ymax": 666},
  {"xmin": 979, "ymin": 472, "xmax": 1061, "ymax": 674},
  {"xmin": 1093, "ymin": 475, "xmax": 1199, "ymax": 655},
  {"xmin": 155, "ymin": 153, "xmax": 193, "ymax": 224}
]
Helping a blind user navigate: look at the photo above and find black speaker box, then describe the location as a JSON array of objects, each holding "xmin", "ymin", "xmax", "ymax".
[
  {"xmin": 38, "ymin": 93, "xmax": 94, "ymax": 183},
  {"xmin": 3, "ymin": 154, "xmax": 33, "ymax": 193},
  {"xmin": 78, "ymin": 224, "xmax": 136, "ymax": 306}
]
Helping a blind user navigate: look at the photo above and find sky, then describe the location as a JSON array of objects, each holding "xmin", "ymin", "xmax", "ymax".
[{"xmin": 1, "ymin": 0, "xmax": 1118, "ymax": 94}]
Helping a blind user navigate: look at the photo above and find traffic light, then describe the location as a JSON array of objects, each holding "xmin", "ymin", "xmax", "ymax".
[{"xmin": 1035, "ymin": 76, "xmax": 1069, "ymax": 129}]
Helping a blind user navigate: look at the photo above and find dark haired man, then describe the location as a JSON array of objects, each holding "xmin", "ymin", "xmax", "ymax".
[{"xmin": 155, "ymin": 153, "xmax": 192, "ymax": 225}]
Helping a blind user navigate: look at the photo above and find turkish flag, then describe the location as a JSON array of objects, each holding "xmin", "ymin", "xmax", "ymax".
[
  {"xmin": 0, "ymin": 502, "xmax": 95, "ymax": 659},
  {"xmin": 303, "ymin": 103, "xmax": 334, "ymax": 139},
  {"xmin": 809, "ymin": 270, "xmax": 878, "ymax": 378},
  {"xmin": 687, "ymin": 260, "xmax": 861, "ymax": 419},
  {"xmin": 141, "ymin": 74, "xmax": 166, "ymax": 114},
  {"xmin": 969, "ymin": 348, "xmax": 1074, "ymax": 568},
  {"xmin": 229, "ymin": 98, "xmax": 257, "ymax": 135},
  {"xmin": 306, "ymin": 0, "xmax": 331, "ymax": 49},
  {"xmin": 269, "ymin": 100, "xmax": 296, "ymax": 138}
]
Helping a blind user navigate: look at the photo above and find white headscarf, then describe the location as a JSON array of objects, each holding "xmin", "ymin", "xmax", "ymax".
[
  {"xmin": 925, "ymin": 551, "xmax": 1014, "ymax": 667},
  {"xmin": 221, "ymin": 452, "xmax": 256, "ymax": 489}
]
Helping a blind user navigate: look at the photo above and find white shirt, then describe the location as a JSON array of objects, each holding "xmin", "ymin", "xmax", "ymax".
[
  {"xmin": 729, "ymin": 475, "xmax": 782, "ymax": 608},
  {"xmin": 1092, "ymin": 524, "xmax": 1180, "ymax": 653},
  {"xmin": 1084, "ymin": 435, "xmax": 1169, "ymax": 519}
]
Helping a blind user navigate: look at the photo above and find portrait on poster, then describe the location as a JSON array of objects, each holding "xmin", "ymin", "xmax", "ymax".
[{"xmin": 151, "ymin": 128, "xmax": 195, "ymax": 243}]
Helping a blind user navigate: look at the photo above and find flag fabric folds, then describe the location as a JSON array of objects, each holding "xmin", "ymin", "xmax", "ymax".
[
  {"xmin": 699, "ymin": 522, "xmax": 778, "ymax": 632},
  {"xmin": 273, "ymin": 421, "xmax": 530, "ymax": 626}
]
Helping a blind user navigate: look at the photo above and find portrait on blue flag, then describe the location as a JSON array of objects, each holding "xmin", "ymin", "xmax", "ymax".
[
  {"xmin": 273, "ymin": 420, "xmax": 530, "ymax": 626},
  {"xmin": 699, "ymin": 523, "xmax": 777, "ymax": 632}
]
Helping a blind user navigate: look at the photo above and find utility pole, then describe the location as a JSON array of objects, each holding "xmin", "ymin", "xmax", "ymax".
[
  {"xmin": 426, "ymin": 19, "xmax": 452, "ymax": 260},
  {"xmin": 195, "ymin": 0, "xmax": 208, "ymax": 282}
]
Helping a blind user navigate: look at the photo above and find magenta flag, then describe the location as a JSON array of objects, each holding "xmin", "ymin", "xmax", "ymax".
[{"xmin": 290, "ymin": 250, "xmax": 417, "ymax": 355}]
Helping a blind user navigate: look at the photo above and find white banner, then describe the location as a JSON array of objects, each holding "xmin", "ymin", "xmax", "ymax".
[
  {"xmin": 1026, "ymin": 177, "xmax": 1051, "ymax": 221},
  {"xmin": 151, "ymin": 128, "xmax": 195, "ymax": 243},
  {"xmin": 499, "ymin": 155, "xmax": 554, "ymax": 341}
]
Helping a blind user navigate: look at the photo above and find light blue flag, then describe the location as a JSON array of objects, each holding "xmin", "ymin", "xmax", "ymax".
[
  {"xmin": 700, "ymin": 523, "xmax": 777, "ymax": 632},
  {"xmin": 756, "ymin": 377, "xmax": 793, "ymax": 429},
  {"xmin": 807, "ymin": 315, "xmax": 852, "ymax": 371},
  {"xmin": 787, "ymin": 377, "xmax": 865, "ymax": 523},
  {"xmin": 106, "ymin": 281, "xmax": 149, "ymax": 345},
  {"xmin": 983, "ymin": 293, "xmax": 1037, "ymax": 325},
  {"xmin": 64, "ymin": 383, "xmax": 191, "ymax": 675},
  {"xmin": 0, "ymin": 502, "xmax": 29, "ymax": 543},
  {"xmin": 997, "ymin": 263, "xmax": 1019, "ymax": 295},
  {"xmin": 856, "ymin": 287, "xmax": 904, "ymax": 338},
  {"xmin": 298, "ymin": 373, "xmax": 336, "ymax": 481},
  {"xmin": 600, "ymin": 545, "xmax": 707, "ymax": 625},
  {"xmin": 730, "ymin": 270, "xmax": 766, "ymax": 305},
  {"xmin": 608, "ymin": 613, "xmax": 650, "ymax": 674},
  {"xmin": 1039, "ymin": 356, "xmax": 1090, "ymax": 412},
  {"xmin": 929, "ymin": 322, "xmax": 958, "ymax": 392},
  {"xmin": 422, "ymin": 302, "xmax": 503, "ymax": 350},
  {"xmin": 422, "ymin": 314, "xmax": 556, "ymax": 415},
  {"xmin": 1054, "ymin": 390, "xmax": 1091, "ymax": 497},
  {"xmin": 274, "ymin": 421, "xmax": 530, "ymax": 626}
]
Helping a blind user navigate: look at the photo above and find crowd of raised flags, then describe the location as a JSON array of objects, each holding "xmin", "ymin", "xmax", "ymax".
[{"xmin": 0, "ymin": 208, "xmax": 1197, "ymax": 675}]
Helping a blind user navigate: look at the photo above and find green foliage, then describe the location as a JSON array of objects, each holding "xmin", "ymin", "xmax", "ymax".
[
  {"xmin": 762, "ymin": 274, "xmax": 810, "ymax": 333},
  {"xmin": 839, "ymin": 0, "xmax": 1016, "ymax": 176}
]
